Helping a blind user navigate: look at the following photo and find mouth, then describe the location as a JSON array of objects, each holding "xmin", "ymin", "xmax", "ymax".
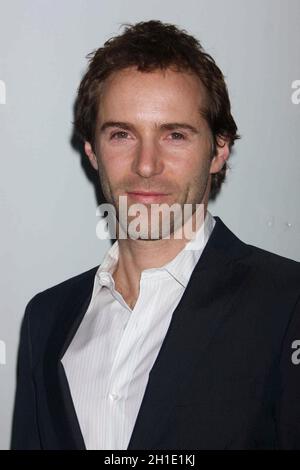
[{"xmin": 126, "ymin": 191, "xmax": 170, "ymax": 203}]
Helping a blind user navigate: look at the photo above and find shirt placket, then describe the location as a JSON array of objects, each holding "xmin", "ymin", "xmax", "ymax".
[{"xmin": 104, "ymin": 278, "xmax": 156, "ymax": 449}]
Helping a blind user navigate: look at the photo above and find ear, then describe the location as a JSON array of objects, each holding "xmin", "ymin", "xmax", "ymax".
[
  {"xmin": 84, "ymin": 141, "xmax": 98, "ymax": 171},
  {"xmin": 209, "ymin": 136, "xmax": 230, "ymax": 174}
]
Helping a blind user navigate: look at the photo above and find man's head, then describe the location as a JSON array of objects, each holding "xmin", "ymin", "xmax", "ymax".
[{"xmin": 74, "ymin": 20, "xmax": 239, "ymax": 237}]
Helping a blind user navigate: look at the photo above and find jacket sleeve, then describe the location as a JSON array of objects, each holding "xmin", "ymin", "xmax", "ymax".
[
  {"xmin": 277, "ymin": 294, "xmax": 300, "ymax": 449},
  {"xmin": 10, "ymin": 296, "xmax": 42, "ymax": 450}
]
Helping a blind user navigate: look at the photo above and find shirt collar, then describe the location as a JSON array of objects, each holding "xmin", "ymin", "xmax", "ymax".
[
  {"xmin": 158, "ymin": 209, "xmax": 215, "ymax": 287},
  {"xmin": 96, "ymin": 210, "xmax": 216, "ymax": 288}
]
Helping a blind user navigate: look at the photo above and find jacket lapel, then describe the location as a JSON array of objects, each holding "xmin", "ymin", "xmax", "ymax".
[{"xmin": 43, "ymin": 268, "xmax": 97, "ymax": 449}]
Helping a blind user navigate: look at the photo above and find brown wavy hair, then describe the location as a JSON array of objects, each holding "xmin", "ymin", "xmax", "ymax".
[{"xmin": 74, "ymin": 20, "xmax": 240, "ymax": 198}]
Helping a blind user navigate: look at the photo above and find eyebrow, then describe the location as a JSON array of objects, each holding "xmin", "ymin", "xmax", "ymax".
[{"xmin": 99, "ymin": 121, "xmax": 200, "ymax": 134}]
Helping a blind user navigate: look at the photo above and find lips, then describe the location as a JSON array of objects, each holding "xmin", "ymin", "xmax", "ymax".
[
  {"xmin": 128, "ymin": 191, "xmax": 167, "ymax": 196},
  {"xmin": 127, "ymin": 191, "xmax": 169, "ymax": 203}
]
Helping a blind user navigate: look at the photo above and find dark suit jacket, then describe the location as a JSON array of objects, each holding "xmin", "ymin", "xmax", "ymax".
[{"xmin": 10, "ymin": 216, "xmax": 300, "ymax": 450}]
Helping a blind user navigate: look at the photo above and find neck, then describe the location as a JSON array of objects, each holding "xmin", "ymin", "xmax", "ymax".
[{"xmin": 112, "ymin": 205, "xmax": 207, "ymax": 302}]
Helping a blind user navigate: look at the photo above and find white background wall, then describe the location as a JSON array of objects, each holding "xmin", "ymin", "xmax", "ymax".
[{"xmin": 0, "ymin": 0, "xmax": 299, "ymax": 450}]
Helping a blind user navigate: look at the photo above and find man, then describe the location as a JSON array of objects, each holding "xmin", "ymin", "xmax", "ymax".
[{"xmin": 11, "ymin": 20, "xmax": 300, "ymax": 450}]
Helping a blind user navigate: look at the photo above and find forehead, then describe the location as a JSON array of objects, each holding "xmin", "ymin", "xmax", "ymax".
[{"xmin": 98, "ymin": 66, "xmax": 207, "ymax": 120}]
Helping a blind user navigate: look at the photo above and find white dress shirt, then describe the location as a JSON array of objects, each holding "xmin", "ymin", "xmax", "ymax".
[{"xmin": 61, "ymin": 210, "xmax": 216, "ymax": 450}]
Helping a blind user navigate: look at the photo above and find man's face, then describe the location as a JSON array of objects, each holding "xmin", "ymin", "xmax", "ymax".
[{"xmin": 85, "ymin": 66, "xmax": 228, "ymax": 239}]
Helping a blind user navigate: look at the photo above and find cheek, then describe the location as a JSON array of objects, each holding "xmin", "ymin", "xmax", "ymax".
[
  {"xmin": 167, "ymin": 150, "xmax": 209, "ymax": 178},
  {"xmin": 98, "ymin": 143, "xmax": 132, "ymax": 180}
]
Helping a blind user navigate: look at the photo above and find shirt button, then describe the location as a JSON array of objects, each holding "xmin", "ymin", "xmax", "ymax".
[
  {"xmin": 99, "ymin": 274, "xmax": 111, "ymax": 286},
  {"xmin": 109, "ymin": 393, "xmax": 119, "ymax": 401}
]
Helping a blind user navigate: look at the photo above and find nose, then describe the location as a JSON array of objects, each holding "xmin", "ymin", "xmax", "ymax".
[{"xmin": 131, "ymin": 137, "xmax": 164, "ymax": 178}]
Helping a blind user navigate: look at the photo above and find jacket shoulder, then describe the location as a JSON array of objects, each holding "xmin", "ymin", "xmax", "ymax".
[
  {"xmin": 243, "ymin": 242, "xmax": 300, "ymax": 293},
  {"xmin": 37, "ymin": 264, "xmax": 99, "ymax": 296},
  {"xmin": 22, "ymin": 265, "xmax": 99, "ymax": 335},
  {"xmin": 28, "ymin": 264, "xmax": 98, "ymax": 304},
  {"xmin": 246, "ymin": 243, "xmax": 300, "ymax": 268},
  {"xmin": 213, "ymin": 216, "xmax": 300, "ymax": 284}
]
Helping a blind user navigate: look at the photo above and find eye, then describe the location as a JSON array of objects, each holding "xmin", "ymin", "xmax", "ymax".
[
  {"xmin": 169, "ymin": 132, "xmax": 186, "ymax": 140},
  {"xmin": 110, "ymin": 131, "xmax": 129, "ymax": 140}
]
